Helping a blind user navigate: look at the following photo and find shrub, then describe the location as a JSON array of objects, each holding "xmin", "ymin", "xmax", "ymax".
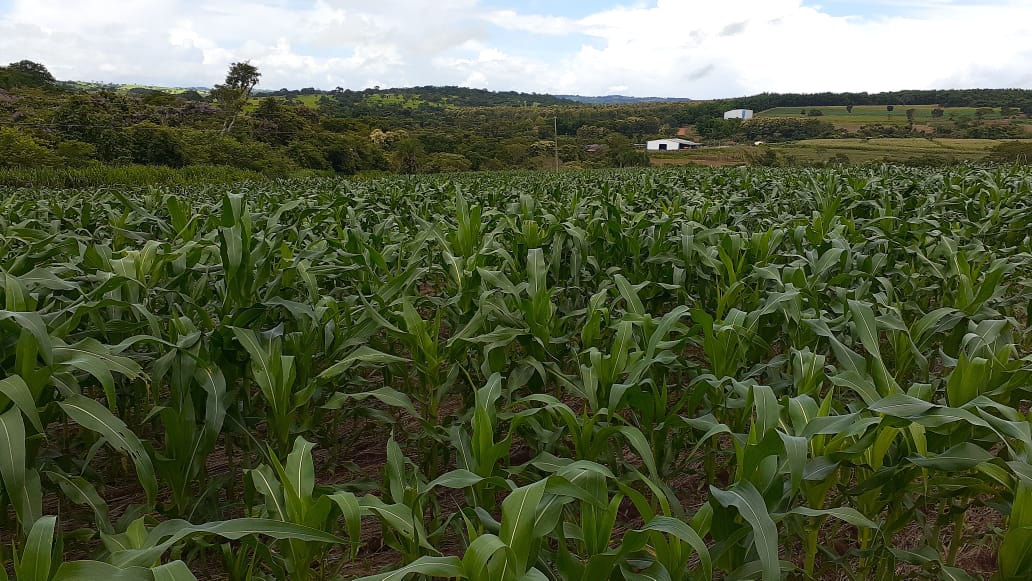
[
  {"xmin": 127, "ymin": 122, "xmax": 187, "ymax": 167},
  {"xmin": 0, "ymin": 127, "xmax": 57, "ymax": 167},
  {"xmin": 55, "ymin": 140, "xmax": 98, "ymax": 167},
  {"xmin": 988, "ymin": 141, "xmax": 1032, "ymax": 163},
  {"xmin": 426, "ymin": 152, "xmax": 473, "ymax": 173}
]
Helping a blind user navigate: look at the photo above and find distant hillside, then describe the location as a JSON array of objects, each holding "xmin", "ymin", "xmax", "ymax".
[
  {"xmin": 557, "ymin": 95, "xmax": 693, "ymax": 104},
  {"xmin": 264, "ymin": 85, "xmax": 576, "ymax": 108},
  {"xmin": 0, "ymin": 60, "xmax": 58, "ymax": 90},
  {"xmin": 35, "ymin": 79, "xmax": 573, "ymax": 109},
  {"xmin": 57, "ymin": 81, "xmax": 210, "ymax": 95},
  {"xmin": 732, "ymin": 89, "xmax": 1032, "ymax": 111}
]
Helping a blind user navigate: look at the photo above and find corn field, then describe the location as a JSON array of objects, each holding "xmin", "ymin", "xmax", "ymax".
[{"xmin": 1, "ymin": 166, "xmax": 1031, "ymax": 581}]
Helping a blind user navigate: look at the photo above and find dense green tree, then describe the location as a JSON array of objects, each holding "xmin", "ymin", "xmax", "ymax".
[
  {"xmin": 576, "ymin": 125, "xmax": 611, "ymax": 141},
  {"xmin": 55, "ymin": 140, "xmax": 98, "ymax": 166},
  {"xmin": 286, "ymin": 140, "xmax": 331, "ymax": 170},
  {"xmin": 127, "ymin": 122, "xmax": 187, "ymax": 167},
  {"xmin": 426, "ymin": 152, "xmax": 472, "ymax": 173},
  {"xmin": 308, "ymin": 132, "xmax": 389, "ymax": 174},
  {"xmin": 695, "ymin": 118, "xmax": 740, "ymax": 141},
  {"xmin": 252, "ymin": 98, "xmax": 308, "ymax": 145},
  {"xmin": 53, "ymin": 93, "xmax": 135, "ymax": 162},
  {"xmin": 0, "ymin": 127, "xmax": 56, "ymax": 167},
  {"xmin": 603, "ymin": 134, "xmax": 649, "ymax": 168},
  {"xmin": 141, "ymin": 90, "xmax": 179, "ymax": 107},
  {"xmin": 739, "ymin": 118, "xmax": 836, "ymax": 142}
]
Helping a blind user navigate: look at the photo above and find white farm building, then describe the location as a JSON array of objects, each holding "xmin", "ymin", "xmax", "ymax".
[
  {"xmin": 646, "ymin": 138, "xmax": 701, "ymax": 151},
  {"xmin": 724, "ymin": 109, "xmax": 754, "ymax": 120}
]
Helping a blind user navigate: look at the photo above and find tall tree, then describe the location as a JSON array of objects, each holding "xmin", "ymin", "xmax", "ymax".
[{"xmin": 212, "ymin": 61, "xmax": 261, "ymax": 135}]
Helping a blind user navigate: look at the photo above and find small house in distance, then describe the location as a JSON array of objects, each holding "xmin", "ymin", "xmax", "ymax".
[
  {"xmin": 646, "ymin": 138, "xmax": 701, "ymax": 151},
  {"xmin": 724, "ymin": 109, "xmax": 754, "ymax": 120}
]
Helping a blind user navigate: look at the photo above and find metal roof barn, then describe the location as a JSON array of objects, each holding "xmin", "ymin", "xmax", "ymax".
[{"xmin": 646, "ymin": 138, "xmax": 701, "ymax": 151}]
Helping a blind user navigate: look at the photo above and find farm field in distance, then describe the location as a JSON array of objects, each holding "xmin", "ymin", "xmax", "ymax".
[
  {"xmin": 1, "ymin": 165, "xmax": 1030, "ymax": 581},
  {"xmin": 757, "ymin": 105, "xmax": 1032, "ymax": 133},
  {"xmin": 650, "ymin": 137, "xmax": 1029, "ymax": 166}
]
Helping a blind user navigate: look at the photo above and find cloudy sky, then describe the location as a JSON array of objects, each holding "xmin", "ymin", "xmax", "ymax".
[{"xmin": 1, "ymin": 0, "xmax": 1030, "ymax": 98}]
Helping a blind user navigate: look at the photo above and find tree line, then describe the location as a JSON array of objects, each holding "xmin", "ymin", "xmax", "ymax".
[{"xmin": 2, "ymin": 60, "xmax": 1031, "ymax": 177}]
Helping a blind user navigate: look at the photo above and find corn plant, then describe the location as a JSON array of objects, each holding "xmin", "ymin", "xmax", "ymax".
[{"xmin": 3, "ymin": 165, "xmax": 1032, "ymax": 579}]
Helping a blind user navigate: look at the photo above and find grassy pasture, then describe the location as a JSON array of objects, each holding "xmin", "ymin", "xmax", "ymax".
[
  {"xmin": 758, "ymin": 105, "xmax": 1024, "ymax": 129},
  {"xmin": 774, "ymin": 137, "xmax": 1004, "ymax": 163}
]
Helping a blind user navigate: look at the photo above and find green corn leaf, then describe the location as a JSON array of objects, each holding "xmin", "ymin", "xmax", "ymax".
[
  {"xmin": 52, "ymin": 561, "xmax": 154, "ymax": 581},
  {"xmin": 323, "ymin": 386, "xmax": 418, "ymax": 418},
  {"xmin": 868, "ymin": 393, "xmax": 936, "ymax": 418},
  {"xmin": 328, "ymin": 492, "xmax": 365, "ymax": 557},
  {"xmin": 803, "ymin": 458, "xmax": 840, "ymax": 481},
  {"xmin": 229, "ymin": 327, "xmax": 276, "ymax": 400},
  {"xmin": 940, "ymin": 566, "xmax": 977, "ymax": 581},
  {"xmin": 0, "ymin": 407, "xmax": 31, "ymax": 533},
  {"xmin": 908, "ymin": 442, "xmax": 993, "ymax": 471},
  {"xmin": 16, "ymin": 515, "xmax": 56, "ymax": 581},
  {"xmin": 637, "ymin": 516, "xmax": 712, "ymax": 579},
  {"xmin": 151, "ymin": 560, "xmax": 199, "ymax": 581},
  {"xmin": 848, "ymin": 300, "xmax": 881, "ymax": 361},
  {"xmin": 710, "ymin": 482, "xmax": 780, "ymax": 581},
  {"xmin": 614, "ymin": 274, "xmax": 646, "ymax": 316},
  {"xmin": 462, "ymin": 534, "xmax": 511, "ymax": 581},
  {"xmin": 353, "ymin": 556, "xmax": 465, "ymax": 581},
  {"xmin": 109, "ymin": 518, "xmax": 345, "ymax": 567},
  {"xmin": 360, "ymin": 496, "xmax": 423, "ymax": 545},
  {"xmin": 0, "ymin": 375, "xmax": 43, "ymax": 433},
  {"xmin": 1007, "ymin": 461, "xmax": 1032, "ymax": 488},
  {"xmin": 318, "ymin": 346, "xmax": 409, "ymax": 379},
  {"xmin": 53, "ymin": 338, "xmax": 143, "ymax": 412},
  {"xmin": 58, "ymin": 395, "xmax": 157, "ymax": 508},
  {"xmin": 0, "ymin": 311, "xmax": 53, "ymax": 364},
  {"xmin": 999, "ymin": 483, "xmax": 1032, "ymax": 579},
  {"xmin": 45, "ymin": 470, "xmax": 112, "ymax": 534},
  {"xmin": 422, "ymin": 469, "xmax": 490, "ymax": 493},
  {"xmin": 285, "ymin": 436, "xmax": 316, "ymax": 502},
  {"xmin": 616, "ymin": 426, "xmax": 659, "ymax": 478},
  {"xmin": 499, "ymin": 480, "xmax": 547, "ymax": 577},
  {"xmin": 751, "ymin": 384, "xmax": 780, "ymax": 437},
  {"xmin": 829, "ymin": 371, "xmax": 880, "ymax": 406},
  {"xmin": 779, "ymin": 432, "xmax": 808, "ymax": 493},
  {"xmin": 194, "ymin": 366, "xmax": 228, "ymax": 443},
  {"xmin": 783, "ymin": 506, "xmax": 878, "ymax": 529},
  {"xmin": 250, "ymin": 464, "xmax": 287, "ymax": 521},
  {"xmin": 804, "ymin": 318, "xmax": 865, "ymax": 376}
]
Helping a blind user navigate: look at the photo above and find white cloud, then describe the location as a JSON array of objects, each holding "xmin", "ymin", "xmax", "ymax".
[
  {"xmin": 0, "ymin": 0, "xmax": 1030, "ymax": 97},
  {"xmin": 483, "ymin": 10, "xmax": 576, "ymax": 35},
  {"xmin": 551, "ymin": 0, "xmax": 1032, "ymax": 97}
]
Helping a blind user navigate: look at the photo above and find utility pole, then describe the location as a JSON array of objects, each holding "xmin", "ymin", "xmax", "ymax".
[{"xmin": 554, "ymin": 116, "xmax": 560, "ymax": 172}]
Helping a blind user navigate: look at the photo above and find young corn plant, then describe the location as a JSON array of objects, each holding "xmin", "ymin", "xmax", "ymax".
[{"xmin": 246, "ymin": 437, "xmax": 362, "ymax": 580}]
